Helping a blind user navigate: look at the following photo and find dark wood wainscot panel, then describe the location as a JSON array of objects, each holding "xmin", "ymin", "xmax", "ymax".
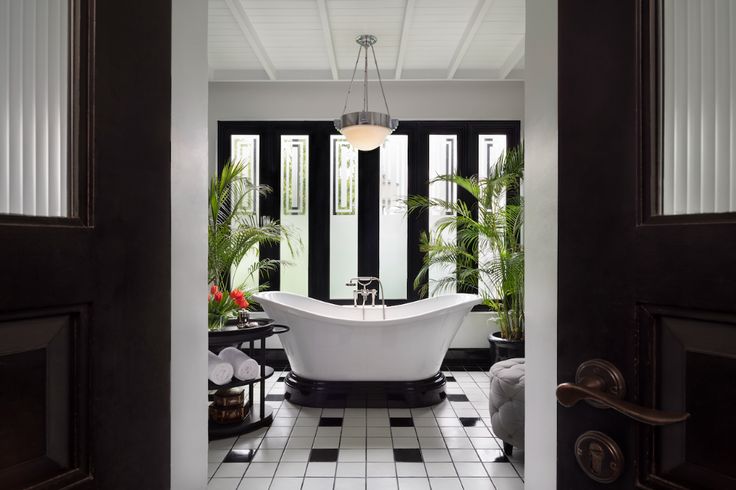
[
  {"xmin": 638, "ymin": 306, "xmax": 736, "ymax": 489},
  {"xmin": 0, "ymin": 308, "xmax": 90, "ymax": 489}
]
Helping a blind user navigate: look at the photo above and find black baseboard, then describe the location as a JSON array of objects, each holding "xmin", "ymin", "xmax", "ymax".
[{"xmin": 260, "ymin": 348, "xmax": 491, "ymax": 371}]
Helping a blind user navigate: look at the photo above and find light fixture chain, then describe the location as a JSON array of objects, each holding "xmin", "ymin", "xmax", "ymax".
[
  {"xmin": 363, "ymin": 44, "xmax": 369, "ymax": 112},
  {"xmin": 342, "ymin": 44, "xmax": 363, "ymax": 116},
  {"xmin": 370, "ymin": 44, "xmax": 391, "ymax": 118}
]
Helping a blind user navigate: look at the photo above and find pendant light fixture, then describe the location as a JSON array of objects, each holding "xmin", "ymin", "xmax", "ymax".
[{"xmin": 334, "ymin": 34, "xmax": 398, "ymax": 151}]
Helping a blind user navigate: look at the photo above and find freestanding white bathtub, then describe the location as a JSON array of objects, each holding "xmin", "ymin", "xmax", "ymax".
[{"xmin": 253, "ymin": 292, "xmax": 481, "ymax": 382}]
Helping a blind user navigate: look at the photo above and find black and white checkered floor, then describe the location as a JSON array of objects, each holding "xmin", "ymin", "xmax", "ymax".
[{"xmin": 208, "ymin": 368, "xmax": 524, "ymax": 490}]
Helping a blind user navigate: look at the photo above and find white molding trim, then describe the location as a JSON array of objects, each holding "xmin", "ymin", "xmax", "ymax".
[
  {"xmin": 223, "ymin": 0, "xmax": 277, "ymax": 80},
  {"xmin": 499, "ymin": 35, "xmax": 525, "ymax": 80},
  {"xmin": 394, "ymin": 0, "xmax": 416, "ymax": 80},
  {"xmin": 447, "ymin": 0, "xmax": 496, "ymax": 79},
  {"xmin": 316, "ymin": 0, "xmax": 339, "ymax": 80}
]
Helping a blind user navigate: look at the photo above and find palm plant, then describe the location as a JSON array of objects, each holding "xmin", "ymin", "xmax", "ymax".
[
  {"xmin": 208, "ymin": 160, "xmax": 295, "ymax": 296},
  {"xmin": 405, "ymin": 145, "xmax": 524, "ymax": 340}
]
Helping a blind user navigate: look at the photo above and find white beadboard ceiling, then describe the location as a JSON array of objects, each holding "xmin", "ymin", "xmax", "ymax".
[{"xmin": 208, "ymin": 0, "xmax": 525, "ymax": 81}]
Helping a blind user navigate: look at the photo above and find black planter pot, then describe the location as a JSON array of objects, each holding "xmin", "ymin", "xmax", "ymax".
[{"xmin": 488, "ymin": 332, "xmax": 525, "ymax": 364}]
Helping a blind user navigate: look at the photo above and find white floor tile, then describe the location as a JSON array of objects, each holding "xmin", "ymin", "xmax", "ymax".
[
  {"xmin": 274, "ymin": 462, "xmax": 308, "ymax": 477},
  {"xmin": 460, "ymin": 477, "xmax": 494, "ymax": 490},
  {"xmin": 335, "ymin": 478, "xmax": 367, "ymax": 490},
  {"xmin": 454, "ymin": 462, "xmax": 488, "ymax": 477},
  {"xmin": 313, "ymin": 436, "xmax": 340, "ymax": 448},
  {"xmin": 366, "ymin": 449, "xmax": 394, "ymax": 462},
  {"xmin": 448, "ymin": 449, "xmax": 480, "ymax": 462},
  {"xmin": 339, "ymin": 449, "xmax": 367, "ymax": 462},
  {"xmin": 337, "ymin": 462, "xmax": 367, "ymax": 477},
  {"xmin": 344, "ymin": 417, "xmax": 368, "ymax": 427},
  {"xmin": 415, "ymin": 427, "xmax": 442, "ymax": 437},
  {"xmin": 491, "ymin": 477, "xmax": 525, "ymax": 490},
  {"xmin": 483, "ymin": 462, "xmax": 519, "ymax": 477},
  {"xmin": 252, "ymin": 449, "xmax": 283, "ymax": 462},
  {"xmin": 208, "ymin": 463, "xmax": 220, "ymax": 478},
  {"xmin": 418, "ymin": 438, "xmax": 446, "ymax": 449},
  {"xmin": 366, "ymin": 437, "xmax": 392, "ymax": 448},
  {"xmin": 286, "ymin": 437, "xmax": 314, "ymax": 449},
  {"xmin": 272, "ymin": 417, "xmax": 296, "ymax": 427},
  {"xmin": 266, "ymin": 426, "xmax": 293, "ymax": 438},
  {"xmin": 471, "ymin": 438, "xmax": 499, "ymax": 450},
  {"xmin": 396, "ymin": 462, "xmax": 427, "ymax": 477},
  {"xmin": 214, "ymin": 462, "xmax": 249, "ymax": 478},
  {"xmin": 269, "ymin": 477, "xmax": 303, "ymax": 490},
  {"xmin": 299, "ymin": 408, "xmax": 323, "ymax": 418},
  {"xmin": 344, "ymin": 427, "xmax": 368, "ymax": 437},
  {"xmin": 295, "ymin": 417, "xmax": 319, "ymax": 427},
  {"xmin": 237, "ymin": 477, "xmax": 271, "ymax": 490},
  {"xmin": 207, "ymin": 478, "xmax": 241, "ymax": 490},
  {"xmin": 427, "ymin": 477, "xmax": 463, "ymax": 490},
  {"xmin": 367, "ymin": 417, "xmax": 390, "ymax": 427},
  {"xmin": 366, "ymin": 427, "xmax": 390, "ymax": 437},
  {"xmin": 291, "ymin": 427, "xmax": 318, "ymax": 438},
  {"xmin": 317, "ymin": 427, "xmax": 342, "ymax": 437},
  {"xmin": 322, "ymin": 408, "xmax": 345, "ymax": 417},
  {"xmin": 208, "ymin": 450, "xmax": 230, "ymax": 463},
  {"xmin": 366, "ymin": 462, "xmax": 396, "ymax": 477},
  {"xmin": 392, "ymin": 438, "xmax": 420, "ymax": 449},
  {"xmin": 281, "ymin": 449, "xmax": 311, "ymax": 462},
  {"xmin": 302, "ymin": 478, "xmax": 335, "ymax": 490},
  {"xmin": 306, "ymin": 462, "xmax": 337, "ymax": 477},
  {"xmin": 244, "ymin": 462, "xmax": 278, "ymax": 478},
  {"xmin": 421, "ymin": 449, "xmax": 451, "ymax": 462},
  {"xmin": 425, "ymin": 462, "xmax": 457, "ymax": 477},
  {"xmin": 259, "ymin": 437, "xmax": 288, "ymax": 449},
  {"xmin": 439, "ymin": 427, "xmax": 466, "ymax": 438},
  {"xmin": 209, "ymin": 437, "xmax": 237, "ymax": 450},
  {"xmin": 391, "ymin": 428, "xmax": 417, "ymax": 438},
  {"xmin": 398, "ymin": 477, "xmax": 431, "ymax": 490},
  {"xmin": 444, "ymin": 438, "xmax": 473, "ymax": 449},
  {"xmin": 367, "ymin": 477, "xmax": 398, "ymax": 490},
  {"xmin": 341, "ymin": 437, "xmax": 367, "ymax": 448}
]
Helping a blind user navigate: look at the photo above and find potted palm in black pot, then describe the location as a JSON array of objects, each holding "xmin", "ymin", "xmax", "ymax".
[{"xmin": 406, "ymin": 145, "xmax": 524, "ymax": 363}]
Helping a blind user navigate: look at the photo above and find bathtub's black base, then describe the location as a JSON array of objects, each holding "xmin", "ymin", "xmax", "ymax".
[{"xmin": 283, "ymin": 372, "xmax": 447, "ymax": 408}]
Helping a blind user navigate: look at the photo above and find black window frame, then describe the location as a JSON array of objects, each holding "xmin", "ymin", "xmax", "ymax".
[{"xmin": 217, "ymin": 120, "xmax": 521, "ymax": 306}]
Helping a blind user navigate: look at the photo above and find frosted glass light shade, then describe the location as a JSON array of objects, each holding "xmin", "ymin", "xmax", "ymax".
[{"xmin": 340, "ymin": 124, "xmax": 392, "ymax": 151}]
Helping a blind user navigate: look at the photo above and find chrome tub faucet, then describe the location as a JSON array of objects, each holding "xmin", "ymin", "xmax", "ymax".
[{"xmin": 346, "ymin": 276, "xmax": 386, "ymax": 319}]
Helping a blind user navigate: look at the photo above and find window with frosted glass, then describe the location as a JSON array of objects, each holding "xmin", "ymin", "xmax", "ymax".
[
  {"xmin": 428, "ymin": 135, "xmax": 458, "ymax": 296},
  {"xmin": 329, "ymin": 135, "xmax": 359, "ymax": 299},
  {"xmin": 229, "ymin": 134, "xmax": 260, "ymax": 293},
  {"xmin": 1, "ymin": 0, "xmax": 69, "ymax": 217},
  {"xmin": 477, "ymin": 134, "xmax": 508, "ymax": 299},
  {"xmin": 379, "ymin": 135, "xmax": 408, "ymax": 299},
  {"xmin": 280, "ymin": 135, "xmax": 309, "ymax": 295}
]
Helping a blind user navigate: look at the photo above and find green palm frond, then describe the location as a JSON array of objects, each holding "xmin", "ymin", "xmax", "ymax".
[
  {"xmin": 208, "ymin": 160, "xmax": 301, "ymax": 291},
  {"xmin": 405, "ymin": 144, "xmax": 525, "ymax": 340}
]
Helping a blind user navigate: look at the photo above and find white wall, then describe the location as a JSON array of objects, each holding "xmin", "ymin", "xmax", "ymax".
[
  {"xmin": 171, "ymin": 0, "xmax": 208, "ymax": 488},
  {"xmin": 209, "ymin": 79, "xmax": 524, "ymax": 349},
  {"xmin": 524, "ymin": 0, "xmax": 558, "ymax": 488}
]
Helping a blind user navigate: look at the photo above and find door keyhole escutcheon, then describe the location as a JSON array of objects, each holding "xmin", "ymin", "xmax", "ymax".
[{"xmin": 574, "ymin": 431, "xmax": 624, "ymax": 483}]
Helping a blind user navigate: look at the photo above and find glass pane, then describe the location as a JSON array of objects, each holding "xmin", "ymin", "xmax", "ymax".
[
  {"xmin": 659, "ymin": 0, "xmax": 736, "ymax": 215},
  {"xmin": 379, "ymin": 135, "xmax": 408, "ymax": 300},
  {"xmin": 330, "ymin": 135, "xmax": 359, "ymax": 299},
  {"xmin": 280, "ymin": 135, "xmax": 309, "ymax": 295},
  {"xmin": 428, "ymin": 134, "xmax": 458, "ymax": 296},
  {"xmin": 478, "ymin": 134, "xmax": 508, "ymax": 299},
  {"xmin": 1, "ymin": 0, "xmax": 69, "ymax": 217},
  {"xmin": 230, "ymin": 135, "xmax": 260, "ymax": 293}
]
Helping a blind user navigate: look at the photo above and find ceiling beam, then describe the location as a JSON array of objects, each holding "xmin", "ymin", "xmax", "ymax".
[
  {"xmin": 447, "ymin": 0, "xmax": 496, "ymax": 79},
  {"xmin": 394, "ymin": 0, "xmax": 417, "ymax": 80},
  {"xmin": 498, "ymin": 35, "xmax": 525, "ymax": 79},
  {"xmin": 316, "ymin": 0, "xmax": 339, "ymax": 80},
  {"xmin": 224, "ymin": 0, "xmax": 277, "ymax": 80}
]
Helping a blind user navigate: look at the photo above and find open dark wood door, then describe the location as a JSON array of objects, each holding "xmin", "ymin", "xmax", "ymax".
[
  {"xmin": 558, "ymin": 0, "xmax": 736, "ymax": 488},
  {"xmin": 0, "ymin": 1, "xmax": 171, "ymax": 488}
]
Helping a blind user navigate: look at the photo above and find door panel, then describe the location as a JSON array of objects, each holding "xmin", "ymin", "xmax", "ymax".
[
  {"xmin": 559, "ymin": 0, "xmax": 736, "ymax": 488},
  {"xmin": 0, "ymin": 0, "xmax": 171, "ymax": 488}
]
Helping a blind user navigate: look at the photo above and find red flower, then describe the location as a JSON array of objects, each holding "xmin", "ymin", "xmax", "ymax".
[
  {"xmin": 214, "ymin": 291, "xmax": 223, "ymax": 302},
  {"xmin": 229, "ymin": 289, "xmax": 244, "ymax": 300},
  {"xmin": 210, "ymin": 284, "xmax": 219, "ymax": 295},
  {"xmin": 236, "ymin": 297, "xmax": 249, "ymax": 309}
]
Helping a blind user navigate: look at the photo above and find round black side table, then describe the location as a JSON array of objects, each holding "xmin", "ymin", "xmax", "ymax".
[{"xmin": 208, "ymin": 319, "xmax": 290, "ymax": 440}]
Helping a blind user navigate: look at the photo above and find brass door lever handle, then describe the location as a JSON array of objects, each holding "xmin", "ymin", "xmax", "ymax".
[{"xmin": 556, "ymin": 359, "xmax": 689, "ymax": 426}]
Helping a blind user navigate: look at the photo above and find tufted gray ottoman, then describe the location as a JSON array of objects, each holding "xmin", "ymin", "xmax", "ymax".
[{"xmin": 488, "ymin": 357, "xmax": 525, "ymax": 456}]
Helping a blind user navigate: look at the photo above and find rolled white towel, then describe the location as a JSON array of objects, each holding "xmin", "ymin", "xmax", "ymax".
[
  {"xmin": 219, "ymin": 347, "xmax": 260, "ymax": 380},
  {"xmin": 208, "ymin": 351, "xmax": 234, "ymax": 385}
]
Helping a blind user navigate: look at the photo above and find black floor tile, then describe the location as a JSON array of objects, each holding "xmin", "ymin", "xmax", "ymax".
[
  {"xmin": 319, "ymin": 417, "xmax": 343, "ymax": 427},
  {"xmin": 277, "ymin": 376, "xmax": 285, "ymax": 382},
  {"xmin": 265, "ymin": 394, "xmax": 285, "ymax": 401},
  {"xmin": 393, "ymin": 448, "xmax": 423, "ymax": 463},
  {"xmin": 445, "ymin": 376, "xmax": 457, "ymax": 382},
  {"xmin": 459, "ymin": 417, "xmax": 482, "ymax": 427},
  {"xmin": 389, "ymin": 417, "xmax": 414, "ymax": 427},
  {"xmin": 309, "ymin": 448, "xmax": 339, "ymax": 462},
  {"xmin": 446, "ymin": 394, "xmax": 469, "ymax": 402},
  {"xmin": 224, "ymin": 449, "xmax": 256, "ymax": 462}
]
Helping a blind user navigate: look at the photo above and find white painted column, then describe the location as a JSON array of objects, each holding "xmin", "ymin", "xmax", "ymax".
[
  {"xmin": 525, "ymin": 0, "xmax": 558, "ymax": 488},
  {"xmin": 171, "ymin": 0, "xmax": 209, "ymax": 488}
]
